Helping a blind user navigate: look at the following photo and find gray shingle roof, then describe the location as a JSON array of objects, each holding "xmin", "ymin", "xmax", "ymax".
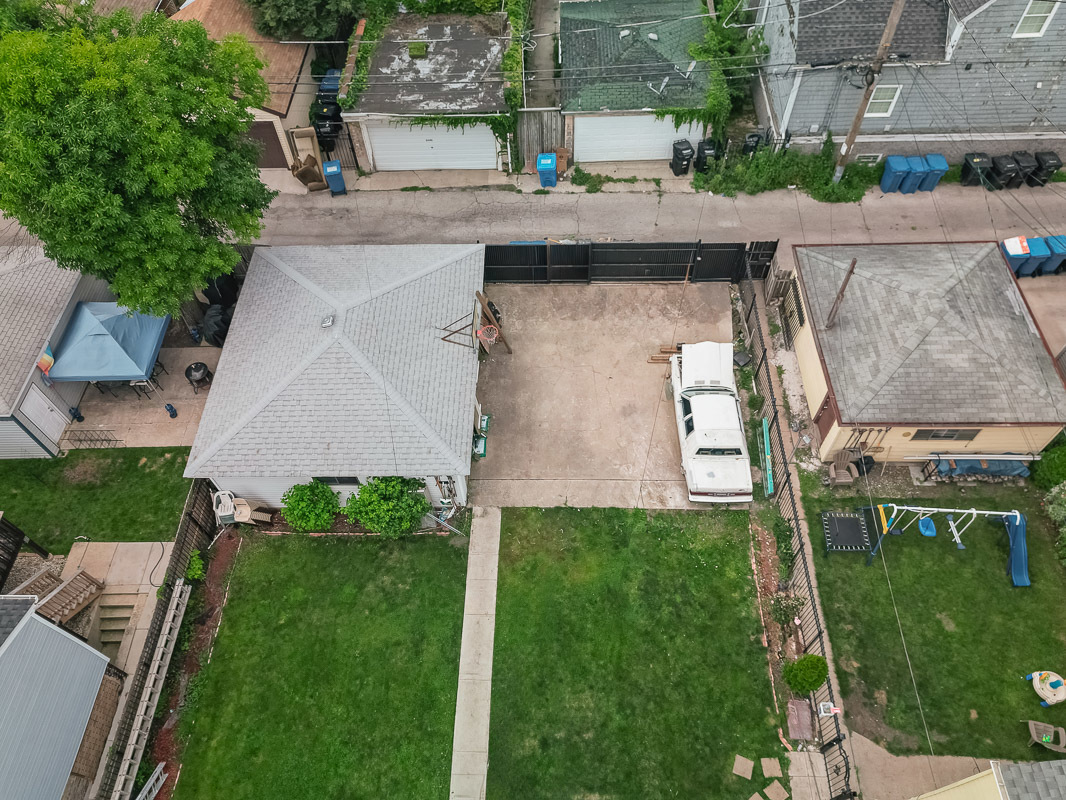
[
  {"xmin": 560, "ymin": 0, "xmax": 709, "ymax": 112},
  {"xmin": 0, "ymin": 609, "xmax": 108, "ymax": 800},
  {"xmin": 795, "ymin": 0, "xmax": 948, "ymax": 65},
  {"xmin": 1001, "ymin": 760, "xmax": 1066, "ymax": 800},
  {"xmin": 951, "ymin": 0, "xmax": 998, "ymax": 20},
  {"xmin": 0, "ymin": 248, "xmax": 80, "ymax": 416},
  {"xmin": 186, "ymin": 245, "xmax": 485, "ymax": 479},
  {"xmin": 795, "ymin": 242, "xmax": 1066, "ymax": 426},
  {"xmin": 0, "ymin": 596, "xmax": 33, "ymax": 648}
]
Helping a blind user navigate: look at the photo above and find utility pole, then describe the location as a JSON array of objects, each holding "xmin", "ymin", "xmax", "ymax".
[{"xmin": 832, "ymin": 0, "xmax": 909, "ymax": 183}]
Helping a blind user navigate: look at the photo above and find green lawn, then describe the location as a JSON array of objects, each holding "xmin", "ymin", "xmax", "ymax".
[
  {"xmin": 0, "ymin": 448, "xmax": 191, "ymax": 554},
  {"xmin": 488, "ymin": 508, "xmax": 785, "ymax": 800},
  {"xmin": 803, "ymin": 475, "xmax": 1066, "ymax": 759},
  {"xmin": 175, "ymin": 534, "xmax": 467, "ymax": 800}
]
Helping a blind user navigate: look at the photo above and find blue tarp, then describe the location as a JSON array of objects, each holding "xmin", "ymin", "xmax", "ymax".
[
  {"xmin": 934, "ymin": 458, "xmax": 1030, "ymax": 478},
  {"xmin": 49, "ymin": 303, "xmax": 170, "ymax": 382}
]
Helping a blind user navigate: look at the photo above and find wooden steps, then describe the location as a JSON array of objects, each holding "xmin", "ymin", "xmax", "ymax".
[
  {"xmin": 10, "ymin": 566, "xmax": 63, "ymax": 598},
  {"xmin": 35, "ymin": 568, "xmax": 105, "ymax": 623}
]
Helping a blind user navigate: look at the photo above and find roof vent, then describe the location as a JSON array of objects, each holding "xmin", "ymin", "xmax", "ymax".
[{"xmin": 321, "ymin": 315, "xmax": 335, "ymax": 328}]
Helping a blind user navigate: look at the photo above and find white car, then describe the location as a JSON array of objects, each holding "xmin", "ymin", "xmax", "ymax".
[{"xmin": 669, "ymin": 341, "xmax": 753, "ymax": 503}]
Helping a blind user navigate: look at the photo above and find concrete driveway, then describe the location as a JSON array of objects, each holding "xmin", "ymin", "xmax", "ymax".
[{"xmin": 469, "ymin": 282, "xmax": 733, "ymax": 509}]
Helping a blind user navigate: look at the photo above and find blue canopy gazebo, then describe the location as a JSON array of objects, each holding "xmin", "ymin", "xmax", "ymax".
[{"xmin": 49, "ymin": 302, "xmax": 170, "ymax": 382}]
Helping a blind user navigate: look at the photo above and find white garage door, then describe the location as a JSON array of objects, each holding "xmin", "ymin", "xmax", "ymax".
[
  {"xmin": 363, "ymin": 121, "xmax": 499, "ymax": 171},
  {"xmin": 574, "ymin": 115, "xmax": 703, "ymax": 162}
]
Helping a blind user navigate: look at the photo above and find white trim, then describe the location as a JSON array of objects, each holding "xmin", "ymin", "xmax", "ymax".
[
  {"xmin": 781, "ymin": 70, "xmax": 803, "ymax": 133},
  {"xmin": 1013, "ymin": 0, "xmax": 1058, "ymax": 37},
  {"xmin": 864, "ymin": 84, "xmax": 902, "ymax": 118},
  {"xmin": 788, "ymin": 130, "xmax": 1066, "ymax": 144},
  {"xmin": 946, "ymin": 21, "xmax": 965, "ymax": 60}
]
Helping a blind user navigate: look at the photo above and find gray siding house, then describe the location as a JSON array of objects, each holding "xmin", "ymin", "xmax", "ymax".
[{"xmin": 756, "ymin": 0, "xmax": 1066, "ymax": 159}]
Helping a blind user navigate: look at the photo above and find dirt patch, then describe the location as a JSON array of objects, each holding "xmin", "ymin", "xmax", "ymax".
[
  {"xmin": 64, "ymin": 457, "xmax": 109, "ymax": 485},
  {"xmin": 1, "ymin": 552, "xmax": 65, "ymax": 592},
  {"xmin": 148, "ymin": 527, "xmax": 243, "ymax": 800},
  {"xmin": 936, "ymin": 612, "xmax": 956, "ymax": 632},
  {"xmin": 843, "ymin": 676, "xmax": 920, "ymax": 751},
  {"xmin": 970, "ymin": 709, "xmax": 978, "ymax": 720},
  {"xmin": 874, "ymin": 689, "xmax": 888, "ymax": 707},
  {"xmin": 138, "ymin": 457, "xmax": 148, "ymax": 467}
]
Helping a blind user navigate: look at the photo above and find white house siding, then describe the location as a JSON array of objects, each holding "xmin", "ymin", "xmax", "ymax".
[
  {"xmin": 759, "ymin": 0, "xmax": 1066, "ymax": 155},
  {"xmin": 0, "ymin": 418, "xmax": 49, "ymax": 459},
  {"xmin": 209, "ymin": 475, "xmax": 463, "ymax": 510}
]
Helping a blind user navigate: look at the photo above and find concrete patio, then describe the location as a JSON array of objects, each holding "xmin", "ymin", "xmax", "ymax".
[
  {"xmin": 469, "ymin": 283, "xmax": 734, "ymax": 509},
  {"xmin": 63, "ymin": 345, "xmax": 221, "ymax": 449}
]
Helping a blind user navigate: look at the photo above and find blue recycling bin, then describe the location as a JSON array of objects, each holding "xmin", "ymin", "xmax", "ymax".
[
  {"xmin": 323, "ymin": 160, "xmax": 346, "ymax": 196},
  {"xmin": 900, "ymin": 156, "xmax": 929, "ymax": 194},
  {"xmin": 319, "ymin": 68, "xmax": 341, "ymax": 96},
  {"xmin": 1020, "ymin": 236, "xmax": 1052, "ymax": 276},
  {"xmin": 1001, "ymin": 237, "xmax": 1032, "ymax": 274},
  {"xmin": 880, "ymin": 156, "xmax": 909, "ymax": 193},
  {"xmin": 919, "ymin": 154, "xmax": 949, "ymax": 191},
  {"xmin": 1042, "ymin": 235, "xmax": 1066, "ymax": 274},
  {"xmin": 536, "ymin": 153, "xmax": 557, "ymax": 188}
]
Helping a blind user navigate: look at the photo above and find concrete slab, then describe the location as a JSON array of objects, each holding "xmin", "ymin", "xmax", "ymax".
[
  {"xmin": 63, "ymin": 542, "xmax": 118, "ymax": 580},
  {"xmin": 762, "ymin": 757, "xmax": 783, "ymax": 778},
  {"xmin": 463, "ymin": 580, "xmax": 498, "ymax": 617},
  {"xmin": 449, "ymin": 771, "xmax": 486, "ymax": 800},
  {"xmin": 466, "ymin": 552, "xmax": 499, "ymax": 582},
  {"xmin": 764, "ymin": 778, "xmax": 789, "ymax": 800},
  {"xmin": 458, "ymin": 614, "xmax": 496, "ymax": 680},
  {"xmin": 471, "ymin": 284, "xmax": 732, "ymax": 509},
  {"xmin": 849, "ymin": 731, "xmax": 990, "ymax": 800},
  {"xmin": 734, "ymin": 754, "xmax": 755, "ymax": 779},
  {"xmin": 787, "ymin": 775, "xmax": 828, "ymax": 800}
]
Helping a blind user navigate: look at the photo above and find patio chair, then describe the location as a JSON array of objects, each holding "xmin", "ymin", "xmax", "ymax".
[
  {"xmin": 1026, "ymin": 720, "xmax": 1066, "ymax": 753},
  {"xmin": 828, "ymin": 450, "xmax": 859, "ymax": 487}
]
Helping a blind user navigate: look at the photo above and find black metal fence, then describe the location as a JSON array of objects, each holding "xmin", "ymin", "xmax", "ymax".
[
  {"xmin": 484, "ymin": 241, "xmax": 776, "ymax": 284},
  {"xmin": 739, "ymin": 266, "xmax": 855, "ymax": 800},
  {"xmin": 0, "ymin": 513, "xmax": 48, "ymax": 591},
  {"xmin": 95, "ymin": 479, "xmax": 217, "ymax": 800}
]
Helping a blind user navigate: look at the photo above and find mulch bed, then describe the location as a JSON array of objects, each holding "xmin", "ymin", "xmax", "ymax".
[{"xmin": 149, "ymin": 527, "xmax": 242, "ymax": 800}]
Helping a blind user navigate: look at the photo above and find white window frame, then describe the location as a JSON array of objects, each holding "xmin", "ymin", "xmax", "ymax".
[
  {"xmin": 864, "ymin": 84, "xmax": 902, "ymax": 118},
  {"xmin": 1013, "ymin": 0, "xmax": 1058, "ymax": 38}
]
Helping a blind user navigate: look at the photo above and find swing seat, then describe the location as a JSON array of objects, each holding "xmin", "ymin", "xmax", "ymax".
[{"xmin": 918, "ymin": 517, "xmax": 937, "ymax": 537}]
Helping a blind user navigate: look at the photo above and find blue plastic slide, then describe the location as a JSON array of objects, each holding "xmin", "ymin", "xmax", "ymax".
[{"xmin": 1005, "ymin": 513, "xmax": 1031, "ymax": 588}]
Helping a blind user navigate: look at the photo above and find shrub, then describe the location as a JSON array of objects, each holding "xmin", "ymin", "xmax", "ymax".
[
  {"xmin": 345, "ymin": 477, "xmax": 430, "ymax": 538},
  {"xmin": 185, "ymin": 550, "xmax": 205, "ymax": 582},
  {"xmin": 782, "ymin": 654, "xmax": 829, "ymax": 695},
  {"xmin": 1032, "ymin": 445, "xmax": 1066, "ymax": 489},
  {"xmin": 770, "ymin": 594, "xmax": 805, "ymax": 628},
  {"xmin": 748, "ymin": 393, "xmax": 765, "ymax": 413},
  {"xmin": 281, "ymin": 479, "xmax": 340, "ymax": 532},
  {"xmin": 1047, "ymin": 483, "xmax": 1066, "ymax": 526}
]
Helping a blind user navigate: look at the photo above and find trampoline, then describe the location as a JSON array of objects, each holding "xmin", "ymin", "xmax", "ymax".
[{"xmin": 822, "ymin": 511, "xmax": 871, "ymax": 553}]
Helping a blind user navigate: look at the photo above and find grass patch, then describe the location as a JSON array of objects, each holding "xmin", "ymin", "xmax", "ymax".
[
  {"xmin": 571, "ymin": 165, "xmax": 641, "ymax": 193},
  {"xmin": 488, "ymin": 508, "xmax": 784, "ymax": 799},
  {"xmin": 0, "ymin": 448, "xmax": 190, "ymax": 554},
  {"xmin": 803, "ymin": 478, "xmax": 1066, "ymax": 758},
  {"xmin": 694, "ymin": 137, "xmax": 882, "ymax": 203},
  {"xmin": 399, "ymin": 185, "xmax": 433, "ymax": 191},
  {"xmin": 174, "ymin": 534, "xmax": 467, "ymax": 800},
  {"xmin": 532, "ymin": 188, "xmax": 550, "ymax": 195}
]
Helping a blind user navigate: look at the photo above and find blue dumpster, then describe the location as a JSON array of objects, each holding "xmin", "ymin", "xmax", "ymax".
[
  {"xmin": 1043, "ymin": 235, "xmax": 1066, "ymax": 274},
  {"xmin": 323, "ymin": 160, "xmax": 346, "ymax": 196},
  {"xmin": 1020, "ymin": 236, "xmax": 1051, "ymax": 276},
  {"xmin": 880, "ymin": 156, "xmax": 909, "ymax": 193},
  {"xmin": 900, "ymin": 156, "xmax": 929, "ymax": 194},
  {"xmin": 919, "ymin": 154, "xmax": 949, "ymax": 191},
  {"xmin": 536, "ymin": 153, "xmax": 557, "ymax": 188},
  {"xmin": 1001, "ymin": 236, "xmax": 1032, "ymax": 274}
]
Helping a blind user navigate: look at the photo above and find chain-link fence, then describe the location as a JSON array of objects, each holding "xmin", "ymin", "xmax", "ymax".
[{"xmin": 739, "ymin": 268, "xmax": 856, "ymax": 800}]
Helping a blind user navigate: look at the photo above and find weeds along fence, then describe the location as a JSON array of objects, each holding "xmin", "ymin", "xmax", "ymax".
[
  {"xmin": 739, "ymin": 269, "xmax": 856, "ymax": 800},
  {"xmin": 96, "ymin": 479, "xmax": 217, "ymax": 800}
]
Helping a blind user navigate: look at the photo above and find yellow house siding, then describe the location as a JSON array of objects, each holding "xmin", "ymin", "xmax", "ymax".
[
  {"xmin": 912, "ymin": 768, "xmax": 1001, "ymax": 800},
  {"xmin": 817, "ymin": 424, "xmax": 1062, "ymax": 462},
  {"xmin": 795, "ymin": 322, "xmax": 828, "ymax": 415}
]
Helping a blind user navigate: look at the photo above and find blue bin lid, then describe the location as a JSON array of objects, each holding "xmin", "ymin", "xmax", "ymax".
[
  {"xmin": 924, "ymin": 153, "xmax": 949, "ymax": 171},
  {"xmin": 537, "ymin": 153, "xmax": 557, "ymax": 169},
  {"xmin": 906, "ymin": 156, "xmax": 929, "ymax": 172},
  {"xmin": 1027, "ymin": 237, "xmax": 1051, "ymax": 257},
  {"xmin": 1048, "ymin": 235, "xmax": 1066, "ymax": 254},
  {"xmin": 885, "ymin": 155, "xmax": 909, "ymax": 170},
  {"xmin": 323, "ymin": 160, "xmax": 341, "ymax": 175}
]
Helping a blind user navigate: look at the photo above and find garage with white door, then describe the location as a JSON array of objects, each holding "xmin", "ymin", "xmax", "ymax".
[
  {"xmin": 573, "ymin": 115, "xmax": 703, "ymax": 163},
  {"xmin": 358, "ymin": 120, "xmax": 500, "ymax": 171}
]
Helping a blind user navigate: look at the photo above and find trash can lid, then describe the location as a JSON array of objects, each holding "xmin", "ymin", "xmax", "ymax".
[
  {"xmin": 1028, "ymin": 237, "xmax": 1051, "ymax": 256},
  {"xmin": 885, "ymin": 155, "xmax": 909, "ymax": 169},
  {"xmin": 323, "ymin": 160, "xmax": 341, "ymax": 174},
  {"xmin": 924, "ymin": 153, "xmax": 949, "ymax": 170},
  {"xmin": 906, "ymin": 155, "xmax": 929, "ymax": 171},
  {"xmin": 537, "ymin": 153, "xmax": 557, "ymax": 169},
  {"xmin": 1036, "ymin": 151, "xmax": 1062, "ymax": 168}
]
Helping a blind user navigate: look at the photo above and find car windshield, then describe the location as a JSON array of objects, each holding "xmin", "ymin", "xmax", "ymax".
[{"xmin": 695, "ymin": 447, "xmax": 743, "ymax": 456}]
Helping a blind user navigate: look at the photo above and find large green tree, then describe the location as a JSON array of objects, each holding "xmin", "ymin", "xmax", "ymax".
[{"xmin": 0, "ymin": 10, "xmax": 275, "ymax": 315}]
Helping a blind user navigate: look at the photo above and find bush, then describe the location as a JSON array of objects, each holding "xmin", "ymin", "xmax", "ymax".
[
  {"xmin": 769, "ymin": 594, "xmax": 805, "ymax": 628},
  {"xmin": 185, "ymin": 550, "xmax": 205, "ymax": 582},
  {"xmin": 281, "ymin": 479, "xmax": 340, "ymax": 532},
  {"xmin": 748, "ymin": 393, "xmax": 765, "ymax": 413},
  {"xmin": 1046, "ymin": 483, "xmax": 1066, "ymax": 568},
  {"xmin": 782, "ymin": 654, "xmax": 829, "ymax": 695},
  {"xmin": 345, "ymin": 477, "xmax": 430, "ymax": 538},
  {"xmin": 1032, "ymin": 445, "xmax": 1066, "ymax": 489}
]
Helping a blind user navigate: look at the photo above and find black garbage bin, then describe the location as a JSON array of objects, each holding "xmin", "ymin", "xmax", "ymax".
[
  {"xmin": 1028, "ymin": 151, "xmax": 1063, "ymax": 186},
  {"xmin": 694, "ymin": 140, "xmax": 718, "ymax": 172},
  {"xmin": 987, "ymin": 154, "xmax": 1018, "ymax": 190},
  {"xmin": 743, "ymin": 132, "xmax": 762, "ymax": 155},
  {"xmin": 1010, "ymin": 151, "xmax": 1038, "ymax": 188},
  {"xmin": 671, "ymin": 139, "xmax": 694, "ymax": 176},
  {"xmin": 960, "ymin": 152, "xmax": 992, "ymax": 186}
]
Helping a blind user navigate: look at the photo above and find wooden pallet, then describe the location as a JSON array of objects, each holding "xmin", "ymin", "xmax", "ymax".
[{"xmin": 648, "ymin": 343, "xmax": 684, "ymax": 363}]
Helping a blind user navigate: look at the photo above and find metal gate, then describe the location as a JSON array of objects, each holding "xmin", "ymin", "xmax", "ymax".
[
  {"xmin": 781, "ymin": 276, "xmax": 806, "ymax": 348},
  {"xmin": 317, "ymin": 127, "xmax": 359, "ymax": 170}
]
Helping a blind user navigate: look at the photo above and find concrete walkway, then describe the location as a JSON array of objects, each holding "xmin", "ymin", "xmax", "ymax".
[
  {"xmin": 449, "ymin": 507, "xmax": 501, "ymax": 800},
  {"xmin": 849, "ymin": 732, "xmax": 993, "ymax": 800}
]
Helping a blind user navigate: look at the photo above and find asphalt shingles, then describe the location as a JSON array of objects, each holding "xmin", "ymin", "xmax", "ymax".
[{"xmin": 795, "ymin": 0, "xmax": 948, "ymax": 64}]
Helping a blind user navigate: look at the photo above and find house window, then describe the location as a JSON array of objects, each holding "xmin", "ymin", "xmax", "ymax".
[
  {"xmin": 865, "ymin": 85, "xmax": 902, "ymax": 117},
  {"xmin": 1014, "ymin": 0, "xmax": 1057, "ymax": 37},
  {"xmin": 314, "ymin": 477, "xmax": 363, "ymax": 486},
  {"xmin": 911, "ymin": 429, "xmax": 979, "ymax": 441}
]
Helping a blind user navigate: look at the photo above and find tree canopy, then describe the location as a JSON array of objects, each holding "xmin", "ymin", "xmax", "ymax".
[
  {"xmin": 0, "ymin": 10, "xmax": 275, "ymax": 315},
  {"xmin": 246, "ymin": 0, "xmax": 362, "ymax": 41}
]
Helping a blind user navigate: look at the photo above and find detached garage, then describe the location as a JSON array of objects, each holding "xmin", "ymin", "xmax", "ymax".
[
  {"xmin": 342, "ymin": 14, "xmax": 510, "ymax": 173},
  {"xmin": 560, "ymin": 0, "xmax": 710, "ymax": 163}
]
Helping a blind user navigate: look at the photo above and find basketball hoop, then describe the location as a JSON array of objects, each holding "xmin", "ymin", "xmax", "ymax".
[{"xmin": 476, "ymin": 324, "xmax": 499, "ymax": 345}]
